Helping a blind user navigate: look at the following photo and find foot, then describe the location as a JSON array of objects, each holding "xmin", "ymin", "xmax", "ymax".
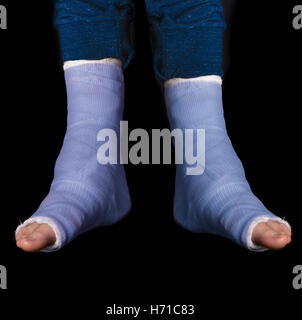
[
  {"xmin": 15, "ymin": 61, "xmax": 131, "ymax": 252},
  {"xmin": 165, "ymin": 76, "xmax": 292, "ymax": 251}
]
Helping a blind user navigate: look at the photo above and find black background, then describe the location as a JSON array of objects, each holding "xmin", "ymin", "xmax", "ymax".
[{"xmin": 0, "ymin": 0, "xmax": 301, "ymax": 316}]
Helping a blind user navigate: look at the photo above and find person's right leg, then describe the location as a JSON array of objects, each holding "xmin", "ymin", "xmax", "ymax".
[{"xmin": 15, "ymin": 0, "xmax": 135, "ymax": 252}]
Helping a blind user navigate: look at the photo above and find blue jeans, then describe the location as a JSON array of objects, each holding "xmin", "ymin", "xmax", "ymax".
[{"xmin": 53, "ymin": 0, "xmax": 226, "ymax": 80}]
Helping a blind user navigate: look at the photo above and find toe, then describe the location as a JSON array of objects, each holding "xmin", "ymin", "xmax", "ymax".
[
  {"xmin": 15, "ymin": 222, "xmax": 39, "ymax": 241},
  {"xmin": 17, "ymin": 235, "xmax": 49, "ymax": 252},
  {"xmin": 16, "ymin": 224, "xmax": 56, "ymax": 252},
  {"xmin": 267, "ymin": 219, "xmax": 291, "ymax": 236},
  {"xmin": 252, "ymin": 221, "xmax": 291, "ymax": 250}
]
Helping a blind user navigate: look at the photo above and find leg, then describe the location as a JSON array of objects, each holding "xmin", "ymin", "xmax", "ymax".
[
  {"xmin": 15, "ymin": 0, "xmax": 135, "ymax": 252},
  {"xmin": 146, "ymin": 0, "xmax": 291, "ymax": 251}
]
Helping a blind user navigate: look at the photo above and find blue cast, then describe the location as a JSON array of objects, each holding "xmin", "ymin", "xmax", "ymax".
[
  {"xmin": 21, "ymin": 62, "xmax": 131, "ymax": 251},
  {"xmin": 165, "ymin": 79, "xmax": 288, "ymax": 250}
]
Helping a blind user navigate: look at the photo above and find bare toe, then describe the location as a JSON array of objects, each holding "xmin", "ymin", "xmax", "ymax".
[
  {"xmin": 16, "ymin": 223, "xmax": 56, "ymax": 252},
  {"xmin": 252, "ymin": 220, "xmax": 291, "ymax": 250},
  {"xmin": 15, "ymin": 222, "xmax": 39, "ymax": 241}
]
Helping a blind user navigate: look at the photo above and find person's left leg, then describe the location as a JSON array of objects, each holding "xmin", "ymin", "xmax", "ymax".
[{"xmin": 146, "ymin": 0, "xmax": 291, "ymax": 251}]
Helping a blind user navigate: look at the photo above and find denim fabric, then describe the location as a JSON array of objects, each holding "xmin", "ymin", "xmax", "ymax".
[
  {"xmin": 53, "ymin": 0, "xmax": 135, "ymax": 67},
  {"xmin": 145, "ymin": 0, "xmax": 226, "ymax": 79},
  {"xmin": 53, "ymin": 0, "xmax": 226, "ymax": 79}
]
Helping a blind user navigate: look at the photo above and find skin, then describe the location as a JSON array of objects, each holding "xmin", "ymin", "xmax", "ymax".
[{"xmin": 15, "ymin": 220, "xmax": 291, "ymax": 252}]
